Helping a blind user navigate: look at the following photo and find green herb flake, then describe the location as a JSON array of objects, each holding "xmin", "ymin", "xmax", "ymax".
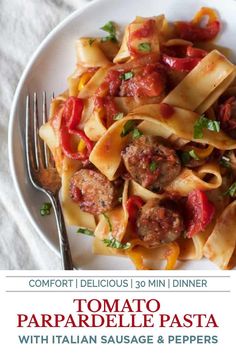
[
  {"xmin": 120, "ymin": 71, "xmax": 134, "ymax": 81},
  {"xmin": 132, "ymin": 128, "xmax": 143, "ymax": 139},
  {"xmin": 181, "ymin": 149, "xmax": 199, "ymax": 165},
  {"xmin": 88, "ymin": 38, "xmax": 96, "ymax": 46},
  {"xmin": 118, "ymin": 196, "xmax": 123, "ymax": 203},
  {"xmin": 120, "ymin": 120, "xmax": 136, "ymax": 137},
  {"xmin": 220, "ymin": 156, "xmax": 231, "ymax": 168},
  {"xmin": 102, "ymin": 213, "xmax": 113, "ymax": 232},
  {"xmin": 77, "ymin": 228, "xmax": 94, "ymax": 236},
  {"xmin": 100, "ymin": 21, "xmax": 117, "ymax": 42},
  {"xmin": 149, "ymin": 161, "xmax": 158, "ymax": 172},
  {"xmin": 194, "ymin": 115, "xmax": 220, "ymax": 139},
  {"xmin": 207, "ymin": 120, "xmax": 221, "ymax": 132},
  {"xmin": 138, "ymin": 42, "xmax": 151, "ymax": 52},
  {"xmin": 40, "ymin": 202, "xmax": 52, "ymax": 216},
  {"xmin": 103, "ymin": 237, "xmax": 131, "ymax": 249},
  {"xmin": 224, "ymin": 181, "xmax": 236, "ymax": 197},
  {"xmin": 189, "ymin": 149, "xmax": 200, "ymax": 160},
  {"xmin": 113, "ymin": 112, "xmax": 124, "ymax": 121}
]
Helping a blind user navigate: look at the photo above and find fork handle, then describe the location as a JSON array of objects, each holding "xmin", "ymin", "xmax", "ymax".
[{"xmin": 50, "ymin": 195, "xmax": 74, "ymax": 270}]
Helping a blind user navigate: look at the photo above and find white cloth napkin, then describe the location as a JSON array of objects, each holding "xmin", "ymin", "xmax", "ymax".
[{"xmin": 1, "ymin": 0, "xmax": 92, "ymax": 269}]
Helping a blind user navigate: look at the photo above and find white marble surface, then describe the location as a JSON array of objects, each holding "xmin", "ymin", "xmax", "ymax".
[{"xmin": 1, "ymin": 0, "xmax": 92, "ymax": 269}]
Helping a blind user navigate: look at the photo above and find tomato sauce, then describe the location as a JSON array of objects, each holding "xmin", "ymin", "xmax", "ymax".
[
  {"xmin": 96, "ymin": 70, "xmax": 121, "ymax": 96},
  {"xmin": 120, "ymin": 64, "xmax": 166, "ymax": 97},
  {"xmin": 132, "ymin": 19, "xmax": 156, "ymax": 39},
  {"xmin": 94, "ymin": 96, "xmax": 120, "ymax": 127}
]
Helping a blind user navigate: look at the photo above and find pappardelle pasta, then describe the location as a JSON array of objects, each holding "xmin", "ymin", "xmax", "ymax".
[{"xmin": 40, "ymin": 7, "xmax": 236, "ymax": 270}]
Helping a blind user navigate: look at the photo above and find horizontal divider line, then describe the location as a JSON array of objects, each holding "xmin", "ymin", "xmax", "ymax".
[
  {"xmin": 5, "ymin": 290, "xmax": 231, "ymax": 293},
  {"xmin": 5, "ymin": 275, "xmax": 231, "ymax": 278}
]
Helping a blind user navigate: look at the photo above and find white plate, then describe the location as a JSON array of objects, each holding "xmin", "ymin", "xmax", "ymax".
[{"xmin": 8, "ymin": 0, "xmax": 236, "ymax": 270}]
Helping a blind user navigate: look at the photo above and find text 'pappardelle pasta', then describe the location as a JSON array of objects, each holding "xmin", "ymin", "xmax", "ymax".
[{"xmin": 40, "ymin": 7, "xmax": 236, "ymax": 270}]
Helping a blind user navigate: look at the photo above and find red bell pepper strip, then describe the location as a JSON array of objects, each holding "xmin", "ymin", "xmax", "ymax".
[
  {"xmin": 60, "ymin": 127, "xmax": 94, "ymax": 161},
  {"xmin": 162, "ymin": 54, "xmax": 202, "ymax": 72},
  {"xmin": 176, "ymin": 20, "xmax": 220, "ymax": 42},
  {"xmin": 126, "ymin": 196, "xmax": 145, "ymax": 229},
  {"xmin": 60, "ymin": 96, "xmax": 94, "ymax": 160},
  {"xmin": 63, "ymin": 96, "xmax": 84, "ymax": 130},
  {"xmin": 185, "ymin": 190, "xmax": 215, "ymax": 238},
  {"xmin": 186, "ymin": 46, "xmax": 207, "ymax": 58}
]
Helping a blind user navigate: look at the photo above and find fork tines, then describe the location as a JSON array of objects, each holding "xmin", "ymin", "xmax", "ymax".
[{"xmin": 25, "ymin": 92, "xmax": 54, "ymax": 185}]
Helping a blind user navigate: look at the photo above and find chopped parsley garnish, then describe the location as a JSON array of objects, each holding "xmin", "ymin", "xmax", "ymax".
[
  {"xmin": 149, "ymin": 161, "xmax": 158, "ymax": 172},
  {"xmin": 132, "ymin": 128, "xmax": 143, "ymax": 139},
  {"xmin": 102, "ymin": 213, "xmax": 113, "ymax": 232},
  {"xmin": 103, "ymin": 237, "xmax": 131, "ymax": 249},
  {"xmin": 77, "ymin": 228, "xmax": 94, "ymax": 236},
  {"xmin": 224, "ymin": 182, "xmax": 236, "ymax": 197},
  {"xmin": 88, "ymin": 38, "xmax": 96, "ymax": 46},
  {"xmin": 181, "ymin": 149, "xmax": 200, "ymax": 165},
  {"xmin": 189, "ymin": 149, "xmax": 200, "ymax": 160},
  {"xmin": 194, "ymin": 115, "xmax": 220, "ymax": 139},
  {"xmin": 113, "ymin": 112, "xmax": 124, "ymax": 121},
  {"xmin": 120, "ymin": 71, "xmax": 134, "ymax": 81},
  {"xmin": 100, "ymin": 21, "xmax": 117, "ymax": 42},
  {"xmin": 40, "ymin": 202, "xmax": 52, "ymax": 216},
  {"xmin": 220, "ymin": 156, "xmax": 231, "ymax": 168},
  {"xmin": 138, "ymin": 42, "xmax": 151, "ymax": 52},
  {"xmin": 120, "ymin": 120, "xmax": 136, "ymax": 137}
]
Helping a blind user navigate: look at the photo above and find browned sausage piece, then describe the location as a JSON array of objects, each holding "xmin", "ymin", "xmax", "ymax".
[
  {"xmin": 70, "ymin": 169, "xmax": 119, "ymax": 215},
  {"xmin": 121, "ymin": 136, "xmax": 181, "ymax": 191},
  {"xmin": 137, "ymin": 199, "xmax": 184, "ymax": 247}
]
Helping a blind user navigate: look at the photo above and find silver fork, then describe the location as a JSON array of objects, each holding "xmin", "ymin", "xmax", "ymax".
[{"xmin": 25, "ymin": 92, "xmax": 74, "ymax": 270}]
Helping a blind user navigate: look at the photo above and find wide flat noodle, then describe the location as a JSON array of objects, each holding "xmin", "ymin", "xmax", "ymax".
[
  {"xmin": 163, "ymin": 50, "xmax": 236, "ymax": 113},
  {"xmin": 178, "ymin": 228, "xmax": 213, "ymax": 261},
  {"xmin": 131, "ymin": 104, "xmax": 236, "ymax": 149},
  {"xmin": 84, "ymin": 110, "xmax": 107, "ymax": 141},
  {"xmin": 39, "ymin": 122, "xmax": 59, "ymax": 153},
  {"xmin": 89, "ymin": 105, "xmax": 236, "ymax": 181},
  {"xmin": 197, "ymin": 72, "xmax": 236, "ymax": 114},
  {"xmin": 39, "ymin": 121, "xmax": 64, "ymax": 175},
  {"xmin": 99, "ymin": 40, "xmax": 120, "ymax": 61},
  {"xmin": 67, "ymin": 67, "xmax": 88, "ymax": 96},
  {"xmin": 84, "ymin": 96, "xmax": 162, "ymax": 142},
  {"xmin": 78, "ymin": 98, "xmax": 95, "ymax": 129},
  {"xmin": 129, "ymin": 180, "xmax": 162, "ymax": 201},
  {"xmin": 166, "ymin": 163, "xmax": 222, "ymax": 196},
  {"xmin": 113, "ymin": 25, "xmax": 130, "ymax": 63},
  {"xmin": 76, "ymin": 38, "xmax": 111, "ymax": 67},
  {"xmin": 203, "ymin": 200, "xmax": 236, "ymax": 269},
  {"xmin": 113, "ymin": 15, "xmax": 164, "ymax": 63},
  {"xmin": 93, "ymin": 180, "xmax": 129, "ymax": 256},
  {"xmin": 78, "ymin": 67, "xmax": 110, "ymax": 98},
  {"xmin": 92, "ymin": 238, "xmax": 126, "ymax": 257}
]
